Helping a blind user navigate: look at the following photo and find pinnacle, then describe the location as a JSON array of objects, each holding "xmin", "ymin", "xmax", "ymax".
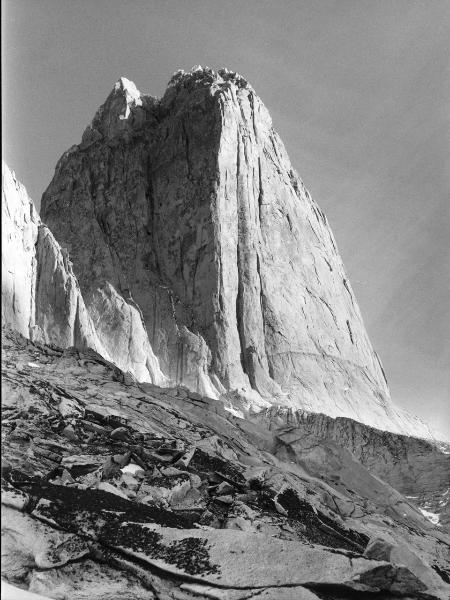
[{"xmin": 113, "ymin": 77, "xmax": 142, "ymax": 103}]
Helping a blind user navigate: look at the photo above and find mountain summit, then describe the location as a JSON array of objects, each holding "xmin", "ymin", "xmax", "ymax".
[{"xmin": 33, "ymin": 66, "xmax": 429, "ymax": 437}]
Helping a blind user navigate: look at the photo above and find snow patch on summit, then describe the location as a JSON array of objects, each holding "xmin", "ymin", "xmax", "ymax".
[
  {"xmin": 115, "ymin": 76, "xmax": 142, "ymax": 120},
  {"xmin": 419, "ymin": 508, "xmax": 440, "ymax": 526}
]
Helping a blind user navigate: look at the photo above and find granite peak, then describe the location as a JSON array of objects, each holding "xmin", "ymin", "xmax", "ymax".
[{"xmin": 33, "ymin": 73, "xmax": 437, "ymax": 440}]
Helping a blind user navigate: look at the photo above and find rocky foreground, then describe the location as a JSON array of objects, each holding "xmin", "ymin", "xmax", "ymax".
[{"xmin": 2, "ymin": 328, "xmax": 449, "ymax": 599}]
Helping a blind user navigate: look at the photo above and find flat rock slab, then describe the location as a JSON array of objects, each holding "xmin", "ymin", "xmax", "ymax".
[
  {"xmin": 1, "ymin": 581, "xmax": 54, "ymax": 600},
  {"xmin": 1, "ymin": 506, "xmax": 90, "ymax": 577},
  {"xmin": 180, "ymin": 583, "xmax": 321, "ymax": 599},
  {"xmin": 113, "ymin": 525, "xmax": 427, "ymax": 594},
  {"xmin": 28, "ymin": 487, "xmax": 427, "ymax": 595}
]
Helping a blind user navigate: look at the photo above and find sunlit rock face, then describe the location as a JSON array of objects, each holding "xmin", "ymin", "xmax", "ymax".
[
  {"xmin": 2, "ymin": 162, "xmax": 39, "ymax": 340},
  {"xmin": 38, "ymin": 68, "xmax": 435, "ymax": 438},
  {"xmin": 2, "ymin": 161, "xmax": 165, "ymax": 386},
  {"xmin": 2, "ymin": 161, "xmax": 101, "ymax": 350}
]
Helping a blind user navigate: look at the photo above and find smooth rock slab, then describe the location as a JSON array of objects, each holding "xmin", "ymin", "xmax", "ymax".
[
  {"xmin": 26, "ymin": 560, "xmax": 155, "ymax": 600},
  {"xmin": 179, "ymin": 583, "xmax": 321, "ymax": 599},
  {"xmin": 26, "ymin": 486, "xmax": 431, "ymax": 596},
  {"xmin": 109, "ymin": 525, "xmax": 427, "ymax": 593},
  {"xmin": 1, "ymin": 506, "xmax": 90, "ymax": 579},
  {"xmin": 1, "ymin": 581, "xmax": 54, "ymax": 600}
]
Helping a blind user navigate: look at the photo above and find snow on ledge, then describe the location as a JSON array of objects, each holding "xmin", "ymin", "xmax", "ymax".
[{"xmin": 419, "ymin": 508, "xmax": 440, "ymax": 526}]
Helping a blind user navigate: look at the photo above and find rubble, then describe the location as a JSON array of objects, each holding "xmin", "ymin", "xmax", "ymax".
[{"xmin": 1, "ymin": 329, "xmax": 449, "ymax": 598}]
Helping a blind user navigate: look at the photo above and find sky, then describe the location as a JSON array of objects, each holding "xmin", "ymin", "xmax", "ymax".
[{"xmin": 2, "ymin": 0, "xmax": 449, "ymax": 439}]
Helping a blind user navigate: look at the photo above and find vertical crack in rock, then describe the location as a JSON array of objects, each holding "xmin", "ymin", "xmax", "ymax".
[
  {"xmin": 145, "ymin": 159, "xmax": 163, "ymax": 289},
  {"xmin": 375, "ymin": 351, "xmax": 389, "ymax": 386},
  {"xmin": 257, "ymin": 252, "xmax": 274, "ymax": 380},
  {"xmin": 181, "ymin": 117, "xmax": 192, "ymax": 180},
  {"xmin": 343, "ymin": 278, "xmax": 354, "ymax": 306},
  {"xmin": 235, "ymin": 128, "xmax": 248, "ymax": 377},
  {"xmin": 319, "ymin": 296, "xmax": 338, "ymax": 327},
  {"xmin": 257, "ymin": 156, "xmax": 264, "ymax": 223},
  {"xmin": 346, "ymin": 320, "xmax": 354, "ymax": 345},
  {"xmin": 248, "ymin": 91, "xmax": 258, "ymax": 142}
]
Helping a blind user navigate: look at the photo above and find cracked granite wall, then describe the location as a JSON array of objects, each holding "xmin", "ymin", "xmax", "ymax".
[{"xmin": 2, "ymin": 161, "xmax": 165, "ymax": 386}]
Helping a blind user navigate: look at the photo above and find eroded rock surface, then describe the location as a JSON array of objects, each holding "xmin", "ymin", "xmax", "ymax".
[
  {"xmin": 38, "ymin": 67, "xmax": 436, "ymax": 439},
  {"xmin": 1, "ymin": 329, "xmax": 449, "ymax": 599}
]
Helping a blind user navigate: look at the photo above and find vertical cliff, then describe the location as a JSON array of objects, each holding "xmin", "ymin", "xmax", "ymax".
[
  {"xmin": 2, "ymin": 162, "xmax": 39, "ymax": 339},
  {"xmin": 2, "ymin": 70, "xmax": 449, "ymax": 600},
  {"xmin": 2, "ymin": 161, "xmax": 101, "ymax": 349},
  {"xmin": 2, "ymin": 161, "xmax": 165, "ymax": 385}
]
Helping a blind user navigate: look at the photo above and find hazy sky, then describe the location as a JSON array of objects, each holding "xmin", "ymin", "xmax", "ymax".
[{"xmin": 3, "ymin": 0, "xmax": 449, "ymax": 438}]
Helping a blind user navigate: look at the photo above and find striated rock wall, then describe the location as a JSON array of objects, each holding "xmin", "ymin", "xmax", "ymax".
[
  {"xmin": 2, "ymin": 161, "xmax": 165, "ymax": 385},
  {"xmin": 39, "ymin": 68, "xmax": 436, "ymax": 438},
  {"xmin": 2, "ymin": 162, "xmax": 40, "ymax": 339},
  {"xmin": 33, "ymin": 224, "xmax": 104, "ymax": 351}
]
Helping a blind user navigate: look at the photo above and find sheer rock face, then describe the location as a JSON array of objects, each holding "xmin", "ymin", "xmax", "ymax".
[
  {"xmin": 39, "ymin": 68, "xmax": 434, "ymax": 437},
  {"xmin": 2, "ymin": 162, "xmax": 39, "ymax": 340},
  {"xmin": 2, "ymin": 161, "xmax": 165, "ymax": 386},
  {"xmin": 2, "ymin": 161, "xmax": 100, "ymax": 350}
]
